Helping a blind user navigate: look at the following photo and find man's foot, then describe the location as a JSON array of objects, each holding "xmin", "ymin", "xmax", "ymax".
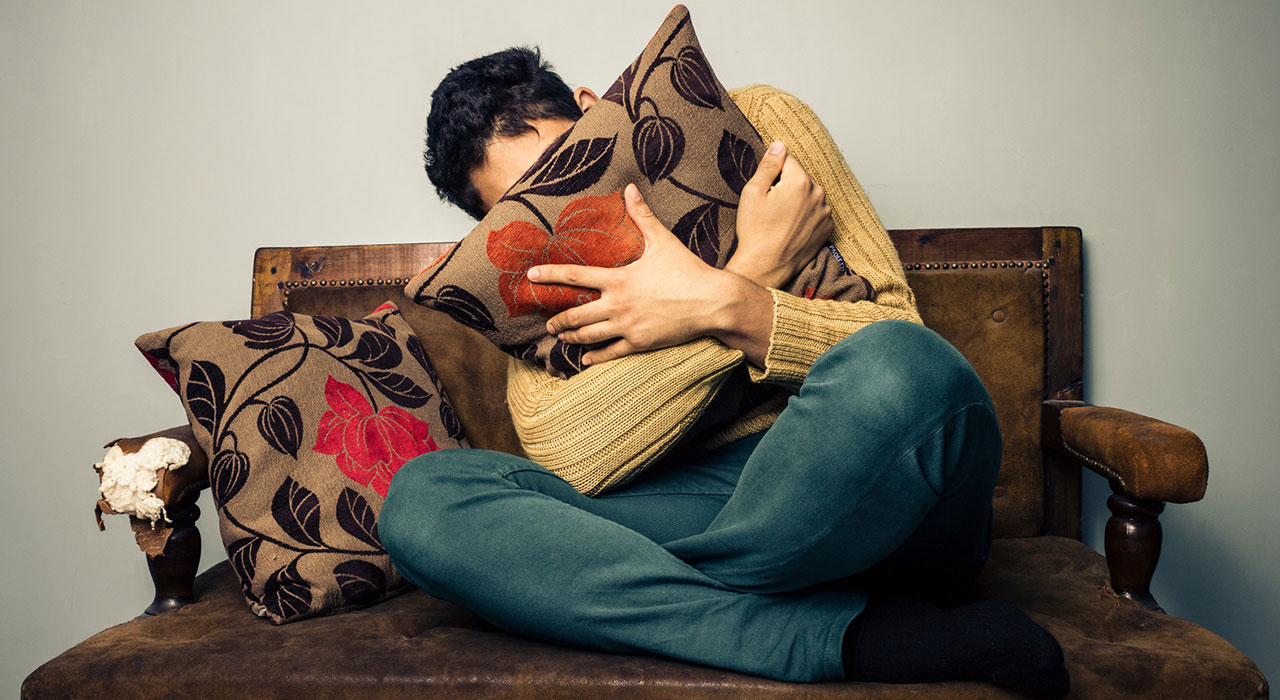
[{"xmin": 842, "ymin": 591, "xmax": 1070, "ymax": 699}]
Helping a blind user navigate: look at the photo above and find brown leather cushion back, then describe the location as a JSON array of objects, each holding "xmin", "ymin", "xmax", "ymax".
[
  {"xmin": 283, "ymin": 286, "xmax": 525, "ymax": 457},
  {"xmin": 909, "ymin": 267, "xmax": 1046, "ymax": 538},
  {"xmin": 282, "ymin": 268, "xmax": 1049, "ymax": 539}
]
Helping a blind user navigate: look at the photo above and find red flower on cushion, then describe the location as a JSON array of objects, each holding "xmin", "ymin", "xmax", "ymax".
[
  {"xmin": 486, "ymin": 189, "xmax": 644, "ymax": 318},
  {"xmin": 312, "ymin": 375, "xmax": 439, "ymax": 497}
]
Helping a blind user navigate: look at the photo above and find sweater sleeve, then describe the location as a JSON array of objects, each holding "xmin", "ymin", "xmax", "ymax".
[
  {"xmin": 505, "ymin": 84, "xmax": 920, "ymax": 495},
  {"xmin": 731, "ymin": 85, "xmax": 923, "ymax": 392},
  {"xmin": 506, "ymin": 339, "xmax": 743, "ymax": 496}
]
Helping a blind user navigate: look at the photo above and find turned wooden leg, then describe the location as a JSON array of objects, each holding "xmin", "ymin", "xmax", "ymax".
[
  {"xmin": 1104, "ymin": 481, "xmax": 1166, "ymax": 613},
  {"xmin": 143, "ymin": 501, "xmax": 202, "ymax": 615}
]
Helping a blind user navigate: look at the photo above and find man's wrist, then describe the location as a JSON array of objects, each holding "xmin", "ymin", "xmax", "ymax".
[
  {"xmin": 724, "ymin": 256, "xmax": 789, "ymax": 290},
  {"xmin": 708, "ymin": 270, "xmax": 774, "ymax": 368}
]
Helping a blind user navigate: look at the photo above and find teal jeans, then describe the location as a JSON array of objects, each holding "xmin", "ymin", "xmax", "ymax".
[{"xmin": 380, "ymin": 319, "xmax": 1002, "ymax": 683}]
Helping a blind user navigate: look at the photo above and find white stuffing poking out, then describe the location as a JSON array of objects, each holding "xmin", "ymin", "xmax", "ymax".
[{"xmin": 96, "ymin": 438, "xmax": 191, "ymax": 527}]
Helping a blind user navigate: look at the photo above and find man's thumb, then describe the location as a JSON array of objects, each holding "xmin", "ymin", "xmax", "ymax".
[
  {"xmin": 624, "ymin": 183, "xmax": 658, "ymax": 233},
  {"xmin": 748, "ymin": 140, "xmax": 786, "ymax": 188},
  {"xmin": 623, "ymin": 183, "xmax": 677, "ymax": 253}
]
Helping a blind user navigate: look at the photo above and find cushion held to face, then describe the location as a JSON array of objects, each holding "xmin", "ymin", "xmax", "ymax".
[{"xmin": 405, "ymin": 4, "xmax": 871, "ymax": 378}]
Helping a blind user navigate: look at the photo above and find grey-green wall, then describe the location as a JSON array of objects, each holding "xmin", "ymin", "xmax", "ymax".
[{"xmin": 3, "ymin": 1, "xmax": 1276, "ymax": 695}]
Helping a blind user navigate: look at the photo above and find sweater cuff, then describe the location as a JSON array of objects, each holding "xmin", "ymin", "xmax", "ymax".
[{"xmin": 746, "ymin": 288, "xmax": 857, "ymax": 389}]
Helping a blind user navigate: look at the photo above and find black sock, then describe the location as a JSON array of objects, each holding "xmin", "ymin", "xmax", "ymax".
[{"xmin": 841, "ymin": 591, "xmax": 1070, "ymax": 699}]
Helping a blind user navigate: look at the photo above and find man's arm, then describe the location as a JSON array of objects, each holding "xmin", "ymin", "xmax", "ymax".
[
  {"xmin": 729, "ymin": 85, "xmax": 923, "ymax": 391},
  {"xmin": 507, "ymin": 85, "xmax": 921, "ymax": 495}
]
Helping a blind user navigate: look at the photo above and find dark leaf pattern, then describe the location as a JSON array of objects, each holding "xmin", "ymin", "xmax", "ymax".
[
  {"xmin": 508, "ymin": 127, "xmax": 574, "ymax": 195},
  {"xmin": 349, "ymin": 331, "xmax": 402, "ymax": 369},
  {"xmin": 671, "ymin": 46, "xmax": 722, "ymax": 109},
  {"xmin": 336, "ymin": 487, "xmax": 382, "ymax": 550},
  {"xmin": 499, "ymin": 342, "xmax": 538, "ymax": 363},
  {"xmin": 313, "ymin": 315, "xmax": 353, "ymax": 348},
  {"xmin": 228, "ymin": 536, "xmax": 262, "ymax": 586},
  {"xmin": 223, "ymin": 311, "xmax": 296, "ymax": 350},
  {"xmin": 186, "ymin": 360, "xmax": 225, "ymax": 435},
  {"xmin": 262, "ymin": 559, "xmax": 312, "ymax": 622},
  {"xmin": 257, "ymin": 396, "xmax": 303, "ymax": 458},
  {"xmin": 433, "ymin": 285, "xmax": 497, "ymax": 333},
  {"xmin": 439, "ymin": 401, "xmax": 463, "ymax": 441},
  {"xmin": 405, "ymin": 334, "xmax": 438, "ymax": 385},
  {"xmin": 548, "ymin": 339, "xmax": 585, "ymax": 376},
  {"xmin": 271, "ymin": 476, "xmax": 325, "ymax": 548},
  {"xmin": 333, "ymin": 560, "xmax": 387, "ymax": 606},
  {"xmin": 210, "ymin": 449, "xmax": 249, "ymax": 506},
  {"xmin": 717, "ymin": 130, "xmax": 757, "ymax": 195},
  {"xmin": 602, "ymin": 57, "xmax": 638, "ymax": 107},
  {"xmin": 633, "ymin": 115, "xmax": 684, "ymax": 184},
  {"xmin": 671, "ymin": 202, "xmax": 721, "ymax": 266},
  {"xmin": 365, "ymin": 370, "xmax": 431, "ymax": 408},
  {"xmin": 523, "ymin": 136, "xmax": 617, "ymax": 198}
]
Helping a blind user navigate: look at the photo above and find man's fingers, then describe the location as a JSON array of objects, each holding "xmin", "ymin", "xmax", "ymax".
[
  {"xmin": 557, "ymin": 321, "xmax": 621, "ymax": 346},
  {"xmin": 546, "ymin": 299, "xmax": 610, "ymax": 335},
  {"xmin": 745, "ymin": 140, "xmax": 786, "ymax": 195},
  {"xmin": 582, "ymin": 338, "xmax": 636, "ymax": 367},
  {"xmin": 528, "ymin": 263, "xmax": 611, "ymax": 290}
]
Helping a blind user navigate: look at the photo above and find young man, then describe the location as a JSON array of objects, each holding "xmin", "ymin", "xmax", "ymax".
[{"xmin": 381, "ymin": 47, "xmax": 1069, "ymax": 698}]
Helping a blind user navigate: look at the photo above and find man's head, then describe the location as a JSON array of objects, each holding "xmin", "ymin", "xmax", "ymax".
[{"xmin": 424, "ymin": 46, "xmax": 598, "ymax": 220}]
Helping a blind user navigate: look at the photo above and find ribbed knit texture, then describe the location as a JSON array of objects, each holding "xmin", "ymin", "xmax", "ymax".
[{"xmin": 505, "ymin": 85, "xmax": 923, "ymax": 496}]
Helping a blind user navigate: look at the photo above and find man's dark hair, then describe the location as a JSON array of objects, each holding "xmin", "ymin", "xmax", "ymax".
[{"xmin": 424, "ymin": 46, "xmax": 582, "ymax": 220}]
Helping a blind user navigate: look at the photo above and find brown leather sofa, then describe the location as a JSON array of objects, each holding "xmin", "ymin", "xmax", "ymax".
[{"xmin": 23, "ymin": 227, "xmax": 1269, "ymax": 699}]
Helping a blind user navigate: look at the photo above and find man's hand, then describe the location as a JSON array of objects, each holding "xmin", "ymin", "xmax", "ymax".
[
  {"xmin": 726, "ymin": 140, "xmax": 835, "ymax": 289},
  {"xmin": 531, "ymin": 184, "xmax": 773, "ymax": 367}
]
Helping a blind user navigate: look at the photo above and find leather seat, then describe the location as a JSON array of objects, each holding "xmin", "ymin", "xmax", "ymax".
[{"xmin": 21, "ymin": 536, "xmax": 1266, "ymax": 699}]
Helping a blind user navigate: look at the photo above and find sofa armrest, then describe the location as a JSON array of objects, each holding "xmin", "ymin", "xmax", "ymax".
[
  {"xmin": 1043, "ymin": 400, "xmax": 1208, "ymax": 503},
  {"xmin": 1043, "ymin": 400, "xmax": 1211, "ymax": 613},
  {"xmin": 96, "ymin": 425, "xmax": 210, "ymax": 525},
  {"xmin": 93, "ymin": 424, "xmax": 208, "ymax": 615}
]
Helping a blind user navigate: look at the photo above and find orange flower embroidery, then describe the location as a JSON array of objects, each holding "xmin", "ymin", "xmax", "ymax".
[{"xmin": 486, "ymin": 189, "xmax": 644, "ymax": 318}]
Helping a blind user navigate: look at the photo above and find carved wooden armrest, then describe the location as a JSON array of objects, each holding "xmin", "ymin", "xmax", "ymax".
[
  {"xmin": 94, "ymin": 425, "xmax": 210, "ymax": 615},
  {"xmin": 1043, "ymin": 400, "xmax": 1209, "ymax": 613}
]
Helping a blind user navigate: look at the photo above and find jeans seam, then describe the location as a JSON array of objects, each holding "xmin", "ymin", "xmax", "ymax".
[
  {"xmin": 702, "ymin": 400, "xmax": 992, "ymax": 579},
  {"xmin": 598, "ymin": 490, "xmax": 737, "ymax": 500},
  {"xmin": 498, "ymin": 466, "xmax": 560, "ymax": 481},
  {"xmin": 500, "ymin": 467, "xmax": 737, "ymax": 499}
]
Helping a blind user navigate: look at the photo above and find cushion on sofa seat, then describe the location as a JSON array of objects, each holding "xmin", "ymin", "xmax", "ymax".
[{"xmin": 21, "ymin": 536, "xmax": 1268, "ymax": 700}]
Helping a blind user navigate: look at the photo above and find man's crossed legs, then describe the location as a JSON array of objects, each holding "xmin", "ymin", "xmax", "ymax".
[{"xmin": 380, "ymin": 320, "xmax": 1068, "ymax": 694}]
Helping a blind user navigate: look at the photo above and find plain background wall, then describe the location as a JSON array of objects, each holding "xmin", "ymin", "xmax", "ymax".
[{"xmin": 3, "ymin": 0, "xmax": 1276, "ymax": 694}]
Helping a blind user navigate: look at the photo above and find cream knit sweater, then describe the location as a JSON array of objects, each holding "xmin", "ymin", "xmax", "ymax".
[{"xmin": 505, "ymin": 84, "xmax": 923, "ymax": 496}]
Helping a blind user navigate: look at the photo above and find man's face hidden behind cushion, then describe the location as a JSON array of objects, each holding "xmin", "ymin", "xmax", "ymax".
[
  {"xmin": 470, "ymin": 99, "xmax": 593, "ymax": 214},
  {"xmin": 405, "ymin": 4, "xmax": 869, "ymax": 379}
]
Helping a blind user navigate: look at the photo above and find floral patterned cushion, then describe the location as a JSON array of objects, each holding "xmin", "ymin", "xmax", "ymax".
[
  {"xmin": 404, "ymin": 4, "xmax": 871, "ymax": 378},
  {"xmin": 135, "ymin": 301, "xmax": 467, "ymax": 624}
]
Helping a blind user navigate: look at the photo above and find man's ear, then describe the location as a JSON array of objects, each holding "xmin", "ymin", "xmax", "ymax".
[{"xmin": 574, "ymin": 87, "xmax": 599, "ymax": 114}]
